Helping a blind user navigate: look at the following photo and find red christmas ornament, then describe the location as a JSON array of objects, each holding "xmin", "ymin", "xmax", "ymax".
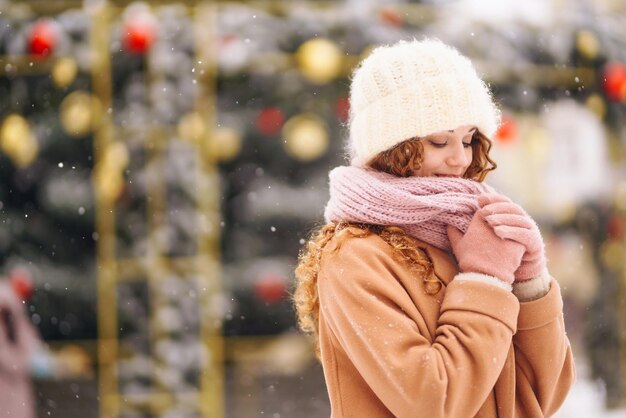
[
  {"xmin": 253, "ymin": 273, "xmax": 287, "ymax": 304},
  {"xmin": 123, "ymin": 17, "xmax": 157, "ymax": 54},
  {"xmin": 335, "ymin": 96, "xmax": 350, "ymax": 122},
  {"xmin": 603, "ymin": 63, "xmax": 626, "ymax": 102},
  {"xmin": 378, "ymin": 7, "xmax": 404, "ymax": 27},
  {"xmin": 607, "ymin": 214, "xmax": 626, "ymax": 241},
  {"xmin": 256, "ymin": 107, "xmax": 285, "ymax": 136},
  {"xmin": 9, "ymin": 267, "xmax": 35, "ymax": 301},
  {"xmin": 494, "ymin": 114, "xmax": 518, "ymax": 144},
  {"xmin": 28, "ymin": 20, "xmax": 58, "ymax": 56}
]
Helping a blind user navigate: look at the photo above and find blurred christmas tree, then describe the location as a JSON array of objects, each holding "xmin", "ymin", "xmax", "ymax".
[
  {"xmin": 0, "ymin": 8, "xmax": 98, "ymax": 340},
  {"xmin": 0, "ymin": 0, "xmax": 626, "ymax": 412}
]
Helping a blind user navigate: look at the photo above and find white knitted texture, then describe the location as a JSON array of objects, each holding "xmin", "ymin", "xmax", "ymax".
[{"xmin": 348, "ymin": 39, "xmax": 500, "ymax": 166}]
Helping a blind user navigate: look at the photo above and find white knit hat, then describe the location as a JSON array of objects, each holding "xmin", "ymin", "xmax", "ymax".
[{"xmin": 348, "ymin": 39, "xmax": 500, "ymax": 166}]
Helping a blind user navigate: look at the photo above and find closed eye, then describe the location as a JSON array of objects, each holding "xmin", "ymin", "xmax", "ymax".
[
  {"xmin": 430, "ymin": 141, "xmax": 473, "ymax": 148},
  {"xmin": 429, "ymin": 141, "xmax": 447, "ymax": 148}
]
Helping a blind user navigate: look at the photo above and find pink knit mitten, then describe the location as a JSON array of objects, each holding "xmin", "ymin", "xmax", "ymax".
[
  {"xmin": 447, "ymin": 210, "xmax": 525, "ymax": 285},
  {"xmin": 478, "ymin": 194, "xmax": 547, "ymax": 281}
]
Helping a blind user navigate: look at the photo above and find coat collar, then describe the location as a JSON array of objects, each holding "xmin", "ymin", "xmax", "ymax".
[{"xmin": 415, "ymin": 240, "xmax": 459, "ymax": 287}]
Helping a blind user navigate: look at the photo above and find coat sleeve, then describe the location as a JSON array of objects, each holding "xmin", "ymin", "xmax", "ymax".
[
  {"xmin": 318, "ymin": 237, "xmax": 520, "ymax": 418},
  {"xmin": 513, "ymin": 278, "xmax": 576, "ymax": 417}
]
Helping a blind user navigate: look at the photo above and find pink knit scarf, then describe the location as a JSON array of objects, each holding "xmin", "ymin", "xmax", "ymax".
[{"xmin": 324, "ymin": 166, "xmax": 494, "ymax": 251}]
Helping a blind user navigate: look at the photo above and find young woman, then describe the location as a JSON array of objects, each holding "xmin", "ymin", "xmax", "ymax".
[{"xmin": 294, "ymin": 39, "xmax": 575, "ymax": 418}]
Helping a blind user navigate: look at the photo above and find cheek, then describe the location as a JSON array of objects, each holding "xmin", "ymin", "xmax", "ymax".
[
  {"xmin": 421, "ymin": 159, "xmax": 438, "ymax": 172},
  {"xmin": 416, "ymin": 159, "xmax": 439, "ymax": 176},
  {"xmin": 422, "ymin": 150, "xmax": 444, "ymax": 170}
]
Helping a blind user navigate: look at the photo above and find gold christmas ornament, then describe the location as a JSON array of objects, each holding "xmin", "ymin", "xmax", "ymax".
[
  {"xmin": 576, "ymin": 30, "xmax": 600, "ymax": 60},
  {"xmin": 56, "ymin": 344, "xmax": 92, "ymax": 376},
  {"xmin": 0, "ymin": 114, "xmax": 39, "ymax": 168},
  {"xmin": 600, "ymin": 240, "xmax": 624, "ymax": 272},
  {"xmin": 615, "ymin": 181, "xmax": 626, "ymax": 213},
  {"xmin": 1, "ymin": 114, "xmax": 30, "ymax": 153},
  {"xmin": 13, "ymin": 139, "xmax": 38, "ymax": 168},
  {"xmin": 178, "ymin": 112, "xmax": 207, "ymax": 143},
  {"xmin": 52, "ymin": 57, "xmax": 78, "ymax": 88},
  {"xmin": 60, "ymin": 91, "xmax": 102, "ymax": 137},
  {"xmin": 205, "ymin": 127, "xmax": 242, "ymax": 162},
  {"xmin": 296, "ymin": 38, "xmax": 343, "ymax": 84},
  {"xmin": 282, "ymin": 113, "xmax": 329, "ymax": 161}
]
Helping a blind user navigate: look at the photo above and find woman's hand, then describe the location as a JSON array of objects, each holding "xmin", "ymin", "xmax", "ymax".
[
  {"xmin": 477, "ymin": 194, "xmax": 547, "ymax": 281},
  {"xmin": 447, "ymin": 209, "xmax": 525, "ymax": 285}
]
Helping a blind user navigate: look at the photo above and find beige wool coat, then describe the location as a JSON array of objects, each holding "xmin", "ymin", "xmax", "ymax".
[{"xmin": 317, "ymin": 229, "xmax": 575, "ymax": 418}]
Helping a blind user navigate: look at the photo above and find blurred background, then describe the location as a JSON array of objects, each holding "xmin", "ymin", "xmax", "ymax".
[{"xmin": 0, "ymin": 0, "xmax": 625, "ymax": 417}]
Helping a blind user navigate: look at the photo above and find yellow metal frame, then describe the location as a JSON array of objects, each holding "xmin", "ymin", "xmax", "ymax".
[{"xmin": 89, "ymin": 2, "xmax": 223, "ymax": 417}]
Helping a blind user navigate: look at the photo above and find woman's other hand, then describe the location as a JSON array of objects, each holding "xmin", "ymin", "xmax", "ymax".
[
  {"xmin": 447, "ymin": 210, "xmax": 525, "ymax": 285},
  {"xmin": 478, "ymin": 193, "xmax": 547, "ymax": 282}
]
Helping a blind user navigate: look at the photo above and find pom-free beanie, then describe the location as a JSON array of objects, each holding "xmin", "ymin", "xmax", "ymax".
[{"xmin": 348, "ymin": 39, "xmax": 500, "ymax": 166}]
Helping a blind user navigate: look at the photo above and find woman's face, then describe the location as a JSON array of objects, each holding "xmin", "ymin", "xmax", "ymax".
[{"xmin": 413, "ymin": 125, "xmax": 477, "ymax": 178}]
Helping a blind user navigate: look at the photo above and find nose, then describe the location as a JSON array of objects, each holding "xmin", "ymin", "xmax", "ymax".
[{"xmin": 446, "ymin": 141, "xmax": 469, "ymax": 167}]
